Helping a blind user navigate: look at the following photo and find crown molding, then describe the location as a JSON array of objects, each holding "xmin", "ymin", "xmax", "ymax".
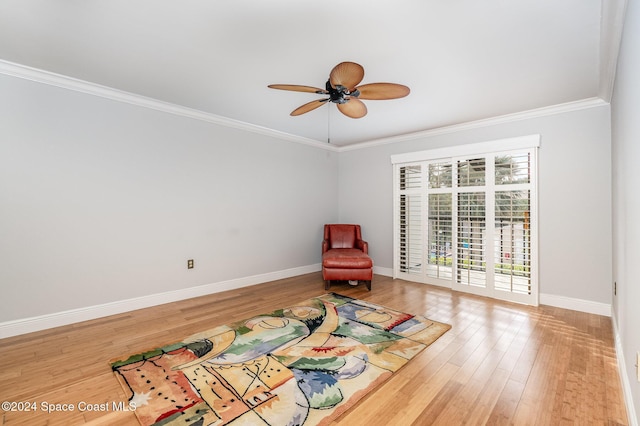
[
  {"xmin": 339, "ymin": 97, "xmax": 609, "ymax": 152},
  {"xmin": 1, "ymin": 59, "xmax": 608, "ymax": 155},
  {"xmin": 0, "ymin": 60, "xmax": 339, "ymax": 152}
]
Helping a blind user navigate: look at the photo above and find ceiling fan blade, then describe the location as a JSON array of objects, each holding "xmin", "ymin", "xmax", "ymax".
[
  {"xmin": 268, "ymin": 84, "xmax": 327, "ymax": 94},
  {"xmin": 337, "ymin": 98, "xmax": 367, "ymax": 119},
  {"xmin": 355, "ymin": 83, "xmax": 410, "ymax": 100},
  {"xmin": 329, "ymin": 62, "xmax": 365, "ymax": 90},
  {"xmin": 290, "ymin": 99, "xmax": 329, "ymax": 116}
]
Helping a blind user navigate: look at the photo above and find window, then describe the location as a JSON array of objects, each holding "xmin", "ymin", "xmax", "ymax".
[{"xmin": 392, "ymin": 136, "xmax": 539, "ymax": 305}]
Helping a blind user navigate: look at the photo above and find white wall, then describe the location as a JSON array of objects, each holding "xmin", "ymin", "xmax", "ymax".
[
  {"xmin": 0, "ymin": 60, "xmax": 618, "ymax": 341},
  {"xmin": 0, "ymin": 74, "xmax": 338, "ymax": 324},
  {"xmin": 611, "ymin": 0, "xmax": 640, "ymax": 421},
  {"xmin": 338, "ymin": 105, "xmax": 612, "ymax": 306}
]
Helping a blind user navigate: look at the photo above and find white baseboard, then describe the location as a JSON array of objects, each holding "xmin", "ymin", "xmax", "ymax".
[
  {"xmin": 373, "ymin": 266, "xmax": 393, "ymax": 277},
  {"xmin": 0, "ymin": 264, "xmax": 322, "ymax": 339},
  {"xmin": 612, "ymin": 314, "xmax": 639, "ymax": 426},
  {"xmin": 378, "ymin": 270, "xmax": 612, "ymax": 317},
  {"xmin": 1, "ymin": 268, "xmax": 614, "ymax": 339},
  {"xmin": 539, "ymin": 293, "xmax": 611, "ymax": 317}
]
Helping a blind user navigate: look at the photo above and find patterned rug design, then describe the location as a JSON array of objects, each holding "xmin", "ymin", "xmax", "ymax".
[{"xmin": 111, "ymin": 293, "xmax": 451, "ymax": 425}]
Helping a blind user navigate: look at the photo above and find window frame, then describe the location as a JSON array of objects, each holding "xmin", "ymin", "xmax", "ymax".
[{"xmin": 392, "ymin": 135, "xmax": 540, "ymax": 306}]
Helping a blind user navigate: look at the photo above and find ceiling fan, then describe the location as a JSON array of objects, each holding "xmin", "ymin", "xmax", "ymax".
[{"xmin": 268, "ymin": 61, "xmax": 410, "ymax": 119}]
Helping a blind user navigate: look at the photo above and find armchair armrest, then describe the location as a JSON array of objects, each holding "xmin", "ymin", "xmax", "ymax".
[
  {"xmin": 322, "ymin": 239, "xmax": 330, "ymax": 253},
  {"xmin": 356, "ymin": 239, "xmax": 369, "ymax": 254}
]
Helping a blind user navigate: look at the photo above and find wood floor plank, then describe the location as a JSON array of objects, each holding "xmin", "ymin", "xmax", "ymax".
[
  {"xmin": 462, "ymin": 367, "xmax": 512, "ymax": 426},
  {"xmin": 0, "ymin": 273, "xmax": 629, "ymax": 425}
]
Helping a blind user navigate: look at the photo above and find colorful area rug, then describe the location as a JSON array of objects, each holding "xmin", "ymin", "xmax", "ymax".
[{"xmin": 111, "ymin": 293, "xmax": 451, "ymax": 426}]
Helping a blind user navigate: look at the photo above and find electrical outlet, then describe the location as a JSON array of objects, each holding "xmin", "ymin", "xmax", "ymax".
[{"xmin": 187, "ymin": 259, "xmax": 194, "ymax": 269}]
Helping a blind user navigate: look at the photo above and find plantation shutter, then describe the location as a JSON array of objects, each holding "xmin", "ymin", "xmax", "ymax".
[
  {"xmin": 456, "ymin": 191, "xmax": 486, "ymax": 287},
  {"xmin": 426, "ymin": 161, "xmax": 453, "ymax": 282},
  {"xmin": 495, "ymin": 190, "xmax": 531, "ymax": 294},
  {"xmin": 397, "ymin": 165, "xmax": 423, "ymax": 276},
  {"xmin": 392, "ymin": 135, "xmax": 539, "ymax": 306}
]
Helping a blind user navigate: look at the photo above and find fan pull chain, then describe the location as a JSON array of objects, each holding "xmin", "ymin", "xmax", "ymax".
[{"xmin": 327, "ymin": 105, "xmax": 331, "ymax": 144}]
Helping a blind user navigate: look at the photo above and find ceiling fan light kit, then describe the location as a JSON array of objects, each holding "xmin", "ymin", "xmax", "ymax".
[{"xmin": 268, "ymin": 61, "xmax": 410, "ymax": 119}]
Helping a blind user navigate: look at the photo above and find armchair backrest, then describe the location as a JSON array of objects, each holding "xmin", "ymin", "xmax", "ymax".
[{"xmin": 324, "ymin": 224, "xmax": 362, "ymax": 249}]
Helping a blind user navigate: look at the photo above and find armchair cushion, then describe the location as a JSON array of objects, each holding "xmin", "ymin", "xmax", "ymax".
[{"xmin": 322, "ymin": 248, "xmax": 374, "ymax": 269}]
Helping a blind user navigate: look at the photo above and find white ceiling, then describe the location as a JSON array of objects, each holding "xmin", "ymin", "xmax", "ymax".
[{"xmin": 0, "ymin": 1, "xmax": 626, "ymax": 147}]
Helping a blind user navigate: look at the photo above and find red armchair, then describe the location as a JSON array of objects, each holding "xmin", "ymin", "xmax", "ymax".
[{"xmin": 322, "ymin": 224, "xmax": 373, "ymax": 291}]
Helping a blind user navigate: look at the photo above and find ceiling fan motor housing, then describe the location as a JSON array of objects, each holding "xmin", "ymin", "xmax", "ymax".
[{"xmin": 326, "ymin": 80, "xmax": 360, "ymax": 104}]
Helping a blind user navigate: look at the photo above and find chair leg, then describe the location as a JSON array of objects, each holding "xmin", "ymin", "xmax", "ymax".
[
  {"xmin": 325, "ymin": 280, "xmax": 331, "ymax": 291},
  {"xmin": 365, "ymin": 280, "xmax": 371, "ymax": 291}
]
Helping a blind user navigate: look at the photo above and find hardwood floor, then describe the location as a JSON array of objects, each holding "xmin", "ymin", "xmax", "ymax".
[{"xmin": 0, "ymin": 273, "xmax": 628, "ymax": 425}]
